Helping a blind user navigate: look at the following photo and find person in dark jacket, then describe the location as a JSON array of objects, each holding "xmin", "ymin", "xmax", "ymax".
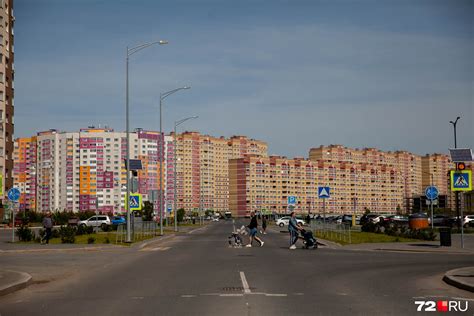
[
  {"xmin": 246, "ymin": 211, "xmax": 264, "ymax": 247},
  {"xmin": 41, "ymin": 212, "xmax": 54, "ymax": 244},
  {"xmin": 288, "ymin": 211, "xmax": 302, "ymax": 249}
]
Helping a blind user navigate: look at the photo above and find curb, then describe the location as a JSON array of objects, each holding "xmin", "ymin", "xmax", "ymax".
[
  {"xmin": 443, "ymin": 267, "xmax": 474, "ymax": 293},
  {"xmin": 0, "ymin": 270, "xmax": 32, "ymax": 297}
]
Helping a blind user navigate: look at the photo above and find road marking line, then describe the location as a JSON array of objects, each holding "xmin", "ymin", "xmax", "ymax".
[
  {"xmin": 239, "ymin": 271, "xmax": 251, "ymax": 294},
  {"xmin": 220, "ymin": 294, "xmax": 244, "ymax": 297},
  {"xmin": 181, "ymin": 295, "xmax": 196, "ymax": 298},
  {"xmin": 140, "ymin": 247, "xmax": 170, "ymax": 252},
  {"xmin": 265, "ymin": 294, "xmax": 287, "ymax": 297}
]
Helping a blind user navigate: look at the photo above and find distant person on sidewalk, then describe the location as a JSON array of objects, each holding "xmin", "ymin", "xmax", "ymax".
[
  {"xmin": 288, "ymin": 211, "xmax": 302, "ymax": 250},
  {"xmin": 246, "ymin": 211, "xmax": 264, "ymax": 247},
  {"xmin": 41, "ymin": 212, "xmax": 54, "ymax": 244}
]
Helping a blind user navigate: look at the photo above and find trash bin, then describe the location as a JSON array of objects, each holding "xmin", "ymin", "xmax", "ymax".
[
  {"xmin": 439, "ymin": 227, "xmax": 452, "ymax": 247},
  {"xmin": 409, "ymin": 213, "xmax": 429, "ymax": 229}
]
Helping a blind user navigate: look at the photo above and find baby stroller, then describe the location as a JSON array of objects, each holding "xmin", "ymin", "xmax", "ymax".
[
  {"xmin": 299, "ymin": 228, "xmax": 317, "ymax": 249},
  {"xmin": 228, "ymin": 225, "xmax": 247, "ymax": 248}
]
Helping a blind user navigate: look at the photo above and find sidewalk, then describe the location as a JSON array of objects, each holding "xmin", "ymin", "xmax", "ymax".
[
  {"xmin": 443, "ymin": 267, "xmax": 474, "ymax": 293},
  {"xmin": 0, "ymin": 270, "xmax": 32, "ymax": 296}
]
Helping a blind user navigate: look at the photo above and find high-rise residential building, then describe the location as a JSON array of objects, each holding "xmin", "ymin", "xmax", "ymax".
[
  {"xmin": 229, "ymin": 155, "xmax": 406, "ymax": 217},
  {"xmin": 14, "ymin": 127, "xmax": 164, "ymax": 213},
  {"xmin": 0, "ymin": 0, "xmax": 14, "ymax": 218},
  {"xmin": 309, "ymin": 145, "xmax": 422, "ymax": 212},
  {"xmin": 170, "ymin": 132, "xmax": 268, "ymax": 213},
  {"xmin": 13, "ymin": 136, "xmax": 36, "ymax": 211}
]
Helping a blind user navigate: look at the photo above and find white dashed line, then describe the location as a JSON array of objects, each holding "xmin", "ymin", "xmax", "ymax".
[{"xmin": 240, "ymin": 271, "xmax": 251, "ymax": 294}]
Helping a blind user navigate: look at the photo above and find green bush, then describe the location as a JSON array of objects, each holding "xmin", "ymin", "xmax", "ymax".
[
  {"xmin": 87, "ymin": 237, "xmax": 96, "ymax": 244},
  {"xmin": 59, "ymin": 226, "xmax": 76, "ymax": 244},
  {"xmin": 16, "ymin": 225, "xmax": 34, "ymax": 242},
  {"xmin": 76, "ymin": 225, "xmax": 94, "ymax": 235},
  {"xmin": 361, "ymin": 222, "xmax": 377, "ymax": 233},
  {"xmin": 38, "ymin": 228, "xmax": 60, "ymax": 239}
]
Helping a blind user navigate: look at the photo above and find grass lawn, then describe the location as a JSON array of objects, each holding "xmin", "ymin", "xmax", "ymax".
[
  {"xmin": 20, "ymin": 222, "xmax": 207, "ymax": 245},
  {"xmin": 315, "ymin": 231, "xmax": 420, "ymax": 245}
]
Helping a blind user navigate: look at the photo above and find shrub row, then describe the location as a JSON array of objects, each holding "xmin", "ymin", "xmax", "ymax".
[{"xmin": 361, "ymin": 222, "xmax": 436, "ymax": 241}]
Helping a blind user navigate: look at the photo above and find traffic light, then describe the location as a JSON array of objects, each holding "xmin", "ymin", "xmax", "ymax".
[{"xmin": 456, "ymin": 162, "xmax": 466, "ymax": 171}]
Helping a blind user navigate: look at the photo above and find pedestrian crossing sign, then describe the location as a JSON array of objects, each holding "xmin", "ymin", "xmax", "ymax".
[
  {"xmin": 128, "ymin": 193, "xmax": 142, "ymax": 211},
  {"xmin": 450, "ymin": 170, "xmax": 472, "ymax": 191}
]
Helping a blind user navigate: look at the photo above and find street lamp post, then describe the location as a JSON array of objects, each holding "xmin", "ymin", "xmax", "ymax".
[
  {"xmin": 173, "ymin": 116, "xmax": 198, "ymax": 232},
  {"xmin": 125, "ymin": 40, "xmax": 168, "ymax": 243},
  {"xmin": 450, "ymin": 116, "xmax": 464, "ymax": 248},
  {"xmin": 158, "ymin": 87, "xmax": 190, "ymax": 236}
]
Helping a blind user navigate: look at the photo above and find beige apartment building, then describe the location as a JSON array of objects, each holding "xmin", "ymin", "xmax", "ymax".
[
  {"xmin": 229, "ymin": 154, "xmax": 406, "ymax": 217},
  {"xmin": 0, "ymin": 0, "xmax": 14, "ymax": 219},
  {"xmin": 172, "ymin": 132, "xmax": 267, "ymax": 213},
  {"xmin": 310, "ymin": 145, "xmax": 423, "ymax": 211}
]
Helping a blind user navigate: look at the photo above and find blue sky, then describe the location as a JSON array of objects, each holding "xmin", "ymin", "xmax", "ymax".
[{"xmin": 14, "ymin": 0, "xmax": 473, "ymax": 157}]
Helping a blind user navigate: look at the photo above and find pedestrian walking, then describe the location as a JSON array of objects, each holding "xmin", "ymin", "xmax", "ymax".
[
  {"xmin": 288, "ymin": 211, "xmax": 302, "ymax": 249},
  {"xmin": 41, "ymin": 212, "xmax": 54, "ymax": 244},
  {"xmin": 246, "ymin": 211, "xmax": 264, "ymax": 247},
  {"xmin": 261, "ymin": 216, "xmax": 267, "ymax": 234}
]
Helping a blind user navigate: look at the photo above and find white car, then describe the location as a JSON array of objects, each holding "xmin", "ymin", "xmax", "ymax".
[
  {"xmin": 78, "ymin": 215, "xmax": 112, "ymax": 230},
  {"xmin": 212, "ymin": 217, "xmax": 219, "ymax": 222},
  {"xmin": 276, "ymin": 217, "xmax": 306, "ymax": 227},
  {"xmin": 463, "ymin": 215, "xmax": 474, "ymax": 227}
]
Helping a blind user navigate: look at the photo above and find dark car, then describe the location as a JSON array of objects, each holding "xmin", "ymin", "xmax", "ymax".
[
  {"xmin": 384, "ymin": 215, "xmax": 409, "ymax": 226},
  {"xmin": 432, "ymin": 215, "xmax": 451, "ymax": 227}
]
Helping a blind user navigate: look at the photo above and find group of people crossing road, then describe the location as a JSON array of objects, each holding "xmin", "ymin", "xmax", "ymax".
[{"xmin": 243, "ymin": 211, "xmax": 307, "ymax": 250}]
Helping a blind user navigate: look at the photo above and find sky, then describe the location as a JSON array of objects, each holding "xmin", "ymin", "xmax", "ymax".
[{"xmin": 13, "ymin": 0, "xmax": 473, "ymax": 157}]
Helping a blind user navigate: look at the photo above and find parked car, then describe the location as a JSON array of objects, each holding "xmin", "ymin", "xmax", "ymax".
[
  {"xmin": 463, "ymin": 215, "xmax": 474, "ymax": 227},
  {"xmin": 275, "ymin": 217, "xmax": 306, "ymax": 227},
  {"xmin": 111, "ymin": 216, "xmax": 126, "ymax": 225},
  {"xmin": 384, "ymin": 215, "xmax": 409, "ymax": 225},
  {"xmin": 431, "ymin": 215, "xmax": 451, "ymax": 227},
  {"xmin": 360, "ymin": 214, "xmax": 383, "ymax": 225},
  {"xmin": 340, "ymin": 214, "xmax": 361, "ymax": 226},
  {"xmin": 78, "ymin": 215, "xmax": 112, "ymax": 230}
]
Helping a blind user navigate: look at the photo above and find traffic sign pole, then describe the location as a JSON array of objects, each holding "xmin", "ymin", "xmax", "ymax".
[{"xmin": 11, "ymin": 202, "xmax": 15, "ymax": 243}]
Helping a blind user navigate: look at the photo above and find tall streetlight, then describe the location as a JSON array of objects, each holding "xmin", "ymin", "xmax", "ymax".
[
  {"xmin": 449, "ymin": 116, "xmax": 461, "ymax": 229},
  {"xmin": 173, "ymin": 116, "xmax": 199, "ymax": 232},
  {"xmin": 125, "ymin": 40, "xmax": 168, "ymax": 243},
  {"xmin": 158, "ymin": 86, "xmax": 191, "ymax": 236}
]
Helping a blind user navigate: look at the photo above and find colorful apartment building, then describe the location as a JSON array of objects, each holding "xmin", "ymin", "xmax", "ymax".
[
  {"xmin": 13, "ymin": 136, "xmax": 37, "ymax": 211},
  {"xmin": 229, "ymin": 155, "xmax": 406, "ymax": 217},
  {"xmin": 14, "ymin": 127, "xmax": 165, "ymax": 213}
]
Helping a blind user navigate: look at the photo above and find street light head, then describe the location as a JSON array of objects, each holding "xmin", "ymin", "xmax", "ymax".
[
  {"xmin": 191, "ymin": 116, "xmax": 199, "ymax": 119},
  {"xmin": 159, "ymin": 40, "xmax": 169, "ymax": 45},
  {"xmin": 183, "ymin": 86, "xmax": 191, "ymax": 90}
]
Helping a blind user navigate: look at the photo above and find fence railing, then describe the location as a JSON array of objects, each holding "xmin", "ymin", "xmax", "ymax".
[
  {"xmin": 116, "ymin": 221, "xmax": 158, "ymax": 243},
  {"xmin": 310, "ymin": 220, "xmax": 352, "ymax": 244}
]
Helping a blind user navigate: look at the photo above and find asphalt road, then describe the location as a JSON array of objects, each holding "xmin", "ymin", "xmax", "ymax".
[{"xmin": 0, "ymin": 220, "xmax": 473, "ymax": 316}]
